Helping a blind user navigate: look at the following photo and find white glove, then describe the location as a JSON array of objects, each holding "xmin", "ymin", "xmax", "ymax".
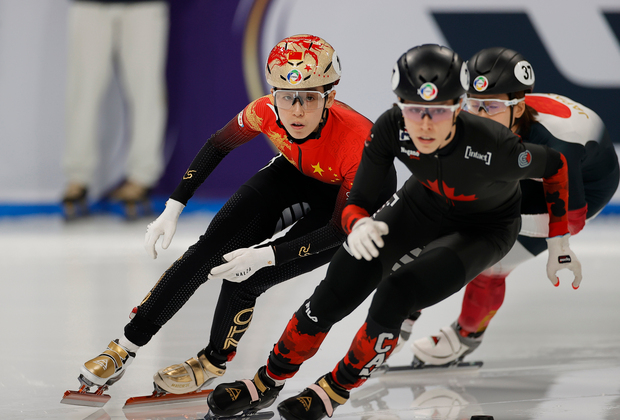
[
  {"xmin": 144, "ymin": 199, "xmax": 185, "ymax": 259},
  {"xmin": 546, "ymin": 234, "xmax": 582, "ymax": 289},
  {"xmin": 208, "ymin": 246, "xmax": 275, "ymax": 282},
  {"xmin": 345, "ymin": 217, "xmax": 389, "ymax": 261}
]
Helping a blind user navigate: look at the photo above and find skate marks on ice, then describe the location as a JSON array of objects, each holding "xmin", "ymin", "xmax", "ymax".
[
  {"xmin": 348, "ymin": 358, "xmax": 620, "ymax": 419},
  {"xmin": 80, "ymin": 409, "xmax": 111, "ymax": 420},
  {"xmin": 371, "ymin": 359, "xmax": 483, "ymax": 377},
  {"xmin": 3, "ymin": 215, "xmax": 620, "ymax": 419}
]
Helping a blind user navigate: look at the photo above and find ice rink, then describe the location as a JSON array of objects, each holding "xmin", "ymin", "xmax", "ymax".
[{"xmin": 2, "ymin": 213, "xmax": 620, "ymax": 420}]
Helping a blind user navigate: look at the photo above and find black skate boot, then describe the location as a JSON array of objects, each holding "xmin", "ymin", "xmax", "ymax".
[
  {"xmin": 207, "ymin": 365, "xmax": 283, "ymax": 417},
  {"xmin": 277, "ymin": 373, "xmax": 349, "ymax": 420}
]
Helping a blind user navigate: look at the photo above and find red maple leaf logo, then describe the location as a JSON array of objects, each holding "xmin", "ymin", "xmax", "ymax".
[{"xmin": 420, "ymin": 180, "xmax": 477, "ymax": 201}]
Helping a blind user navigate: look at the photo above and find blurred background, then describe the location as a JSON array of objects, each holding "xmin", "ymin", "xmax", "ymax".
[
  {"xmin": 2, "ymin": 2, "xmax": 620, "ymax": 419},
  {"xmin": 1, "ymin": 0, "xmax": 619, "ymax": 216}
]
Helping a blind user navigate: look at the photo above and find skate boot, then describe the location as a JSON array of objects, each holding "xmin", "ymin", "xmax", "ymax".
[
  {"xmin": 277, "ymin": 373, "xmax": 349, "ymax": 420},
  {"xmin": 80, "ymin": 339, "xmax": 136, "ymax": 387},
  {"xmin": 411, "ymin": 321, "xmax": 483, "ymax": 366},
  {"xmin": 207, "ymin": 365, "xmax": 283, "ymax": 417},
  {"xmin": 61, "ymin": 183, "xmax": 88, "ymax": 220},
  {"xmin": 108, "ymin": 180, "xmax": 152, "ymax": 220},
  {"xmin": 62, "ymin": 339, "xmax": 135, "ymax": 407},
  {"xmin": 153, "ymin": 349, "xmax": 225, "ymax": 395}
]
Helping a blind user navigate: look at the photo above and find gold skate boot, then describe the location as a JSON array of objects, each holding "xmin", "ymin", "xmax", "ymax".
[
  {"xmin": 153, "ymin": 351, "xmax": 225, "ymax": 395},
  {"xmin": 61, "ymin": 339, "xmax": 135, "ymax": 407},
  {"xmin": 80, "ymin": 339, "xmax": 135, "ymax": 387}
]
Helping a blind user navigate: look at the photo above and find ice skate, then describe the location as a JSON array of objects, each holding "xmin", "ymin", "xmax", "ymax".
[
  {"xmin": 123, "ymin": 350, "xmax": 225, "ymax": 408},
  {"xmin": 411, "ymin": 321, "xmax": 483, "ymax": 367},
  {"xmin": 207, "ymin": 365, "xmax": 283, "ymax": 417},
  {"xmin": 108, "ymin": 180, "xmax": 152, "ymax": 220},
  {"xmin": 154, "ymin": 350, "xmax": 225, "ymax": 394},
  {"xmin": 277, "ymin": 373, "xmax": 349, "ymax": 420},
  {"xmin": 61, "ymin": 339, "xmax": 135, "ymax": 407},
  {"xmin": 61, "ymin": 183, "xmax": 88, "ymax": 220}
]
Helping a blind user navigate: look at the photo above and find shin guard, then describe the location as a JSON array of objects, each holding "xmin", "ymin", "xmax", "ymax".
[
  {"xmin": 333, "ymin": 315, "xmax": 399, "ymax": 389},
  {"xmin": 458, "ymin": 273, "xmax": 507, "ymax": 333},
  {"xmin": 268, "ymin": 304, "xmax": 330, "ymax": 380}
]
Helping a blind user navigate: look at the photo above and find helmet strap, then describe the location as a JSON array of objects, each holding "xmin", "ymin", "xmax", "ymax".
[
  {"xmin": 444, "ymin": 110, "xmax": 459, "ymax": 141},
  {"xmin": 507, "ymin": 92, "xmax": 516, "ymax": 130}
]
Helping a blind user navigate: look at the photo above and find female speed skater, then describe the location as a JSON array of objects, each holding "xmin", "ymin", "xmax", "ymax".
[
  {"xmin": 406, "ymin": 47, "xmax": 619, "ymax": 367},
  {"xmin": 65, "ymin": 34, "xmax": 396, "ymax": 405}
]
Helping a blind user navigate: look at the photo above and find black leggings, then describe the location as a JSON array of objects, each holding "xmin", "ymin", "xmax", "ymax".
[
  {"xmin": 124, "ymin": 156, "xmax": 395, "ymax": 365},
  {"xmin": 267, "ymin": 187, "xmax": 521, "ymax": 386}
]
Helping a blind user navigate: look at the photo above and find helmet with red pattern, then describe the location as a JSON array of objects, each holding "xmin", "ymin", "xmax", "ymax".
[{"xmin": 266, "ymin": 34, "xmax": 341, "ymax": 89}]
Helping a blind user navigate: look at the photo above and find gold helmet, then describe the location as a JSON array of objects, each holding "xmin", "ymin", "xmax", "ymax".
[{"xmin": 266, "ymin": 34, "xmax": 341, "ymax": 89}]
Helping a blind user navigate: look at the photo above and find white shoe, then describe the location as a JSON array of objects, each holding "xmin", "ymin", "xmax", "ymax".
[
  {"xmin": 153, "ymin": 352, "xmax": 225, "ymax": 394},
  {"xmin": 80, "ymin": 339, "xmax": 135, "ymax": 387},
  {"xmin": 411, "ymin": 322, "xmax": 482, "ymax": 365}
]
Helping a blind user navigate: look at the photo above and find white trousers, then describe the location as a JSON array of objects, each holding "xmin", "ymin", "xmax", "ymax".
[{"xmin": 64, "ymin": 1, "xmax": 168, "ymax": 187}]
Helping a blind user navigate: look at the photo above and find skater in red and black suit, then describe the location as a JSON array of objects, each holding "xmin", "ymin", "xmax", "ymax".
[
  {"xmin": 407, "ymin": 48, "xmax": 619, "ymax": 366},
  {"xmin": 207, "ymin": 44, "xmax": 581, "ymax": 420},
  {"xmin": 70, "ymin": 34, "xmax": 396, "ymax": 402}
]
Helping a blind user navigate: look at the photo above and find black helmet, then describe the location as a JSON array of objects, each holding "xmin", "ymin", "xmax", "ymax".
[
  {"xmin": 392, "ymin": 44, "xmax": 469, "ymax": 103},
  {"xmin": 468, "ymin": 47, "xmax": 535, "ymax": 95}
]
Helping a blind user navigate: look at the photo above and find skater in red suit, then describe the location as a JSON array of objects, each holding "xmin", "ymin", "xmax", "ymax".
[
  {"xmin": 407, "ymin": 48, "xmax": 619, "ymax": 366},
  {"xmin": 67, "ymin": 34, "xmax": 396, "ymax": 404},
  {"xmin": 207, "ymin": 44, "xmax": 580, "ymax": 420}
]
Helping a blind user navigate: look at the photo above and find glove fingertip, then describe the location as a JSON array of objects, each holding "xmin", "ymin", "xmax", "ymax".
[{"xmin": 554, "ymin": 277, "xmax": 560, "ymax": 287}]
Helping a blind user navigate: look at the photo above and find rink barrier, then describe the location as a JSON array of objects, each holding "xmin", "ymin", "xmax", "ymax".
[
  {"xmin": 0, "ymin": 196, "xmax": 226, "ymax": 218},
  {"xmin": 0, "ymin": 197, "xmax": 620, "ymax": 218}
]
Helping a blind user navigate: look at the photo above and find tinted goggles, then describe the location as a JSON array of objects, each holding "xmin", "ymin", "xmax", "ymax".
[
  {"xmin": 464, "ymin": 97, "xmax": 524, "ymax": 116},
  {"xmin": 396, "ymin": 102, "xmax": 461, "ymax": 122}
]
